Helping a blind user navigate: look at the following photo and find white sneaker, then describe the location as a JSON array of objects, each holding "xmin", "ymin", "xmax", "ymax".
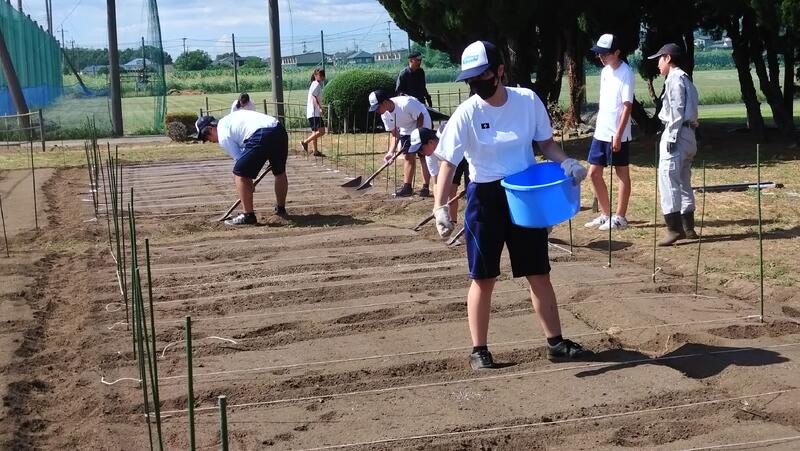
[
  {"xmin": 599, "ymin": 215, "xmax": 628, "ymax": 231},
  {"xmin": 584, "ymin": 214, "xmax": 609, "ymax": 228}
]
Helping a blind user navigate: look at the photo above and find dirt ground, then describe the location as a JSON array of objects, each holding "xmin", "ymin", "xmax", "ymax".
[{"xmin": 2, "ymin": 130, "xmax": 800, "ymax": 450}]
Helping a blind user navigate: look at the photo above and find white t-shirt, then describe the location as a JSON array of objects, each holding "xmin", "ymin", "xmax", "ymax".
[
  {"xmin": 426, "ymin": 151, "xmax": 442, "ymax": 177},
  {"xmin": 306, "ymin": 80, "xmax": 322, "ymax": 118},
  {"xmin": 217, "ymin": 110, "xmax": 279, "ymax": 160},
  {"xmin": 594, "ymin": 61, "xmax": 634, "ymax": 142},
  {"xmin": 230, "ymin": 99, "xmax": 256, "ymax": 113},
  {"xmin": 380, "ymin": 96, "xmax": 432, "ymax": 136},
  {"xmin": 435, "ymin": 87, "xmax": 552, "ymax": 183}
]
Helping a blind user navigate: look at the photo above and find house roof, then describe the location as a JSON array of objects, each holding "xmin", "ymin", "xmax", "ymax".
[{"xmin": 347, "ymin": 50, "xmax": 373, "ymax": 59}]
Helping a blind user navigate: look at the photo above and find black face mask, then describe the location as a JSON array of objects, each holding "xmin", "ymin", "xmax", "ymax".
[{"xmin": 469, "ymin": 75, "xmax": 498, "ymax": 100}]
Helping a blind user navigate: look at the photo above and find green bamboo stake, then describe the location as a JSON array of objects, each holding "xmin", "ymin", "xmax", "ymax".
[
  {"xmin": 145, "ymin": 240, "xmax": 164, "ymax": 450},
  {"xmin": 757, "ymin": 144, "xmax": 764, "ymax": 322},
  {"xmin": 186, "ymin": 316, "xmax": 196, "ymax": 451},
  {"xmin": 652, "ymin": 141, "xmax": 658, "ymax": 283},
  {"xmin": 0, "ymin": 194, "xmax": 9, "ymax": 257},
  {"xmin": 99, "ymin": 149, "xmax": 112, "ymax": 250},
  {"xmin": 607, "ymin": 147, "xmax": 613, "ymax": 268},
  {"xmin": 560, "ymin": 131, "xmax": 574, "ymax": 254},
  {"xmin": 29, "ymin": 141, "xmax": 39, "ymax": 230},
  {"xmin": 218, "ymin": 395, "xmax": 229, "ymax": 451},
  {"xmin": 119, "ymin": 150, "xmax": 129, "ymax": 332},
  {"xmin": 132, "ymin": 269, "xmax": 155, "ymax": 451},
  {"xmin": 695, "ymin": 161, "xmax": 706, "ymax": 296}
]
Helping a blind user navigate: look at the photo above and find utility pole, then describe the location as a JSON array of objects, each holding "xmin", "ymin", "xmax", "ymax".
[
  {"xmin": 45, "ymin": 0, "xmax": 52, "ymax": 36},
  {"xmin": 16, "ymin": 0, "xmax": 21, "ymax": 13},
  {"xmin": 320, "ymin": 30, "xmax": 325, "ymax": 71},
  {"xmin": 0, "ymin": 27, "xmax": 31, "ymax": 131},
  {"xmin": 107, "ymin": 0, "xmax": 123, "ymax": 135},
  {"xmin": 232, "ymin": 33, "xmax": 239, "ymax": 93},
  {"xmin": 387, "ymin": 21, "xmax": 392, "ymax": 52},
  {"xmin": 182, "ymin": 37, "xmax": 187, "ymax": 55},
  {"xmin": 59, "ymin": 28, "xmax": 64, "ymax": 48},
  {"xmin": 268, "ymin": 0, "xmax": 284, "ymax": 122}
]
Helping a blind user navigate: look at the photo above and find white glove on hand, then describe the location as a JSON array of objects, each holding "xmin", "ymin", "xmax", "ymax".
[
  {"xmin": 561, "ymin": 158, "xmax": 588, "ymax": 184},
  {"xmin": 384, "ymin": 151, "xmax": 394, "ymax": 164},
  {"xmin": 433, "ymin": 205, "xmax": 454, "ymax": 237}
]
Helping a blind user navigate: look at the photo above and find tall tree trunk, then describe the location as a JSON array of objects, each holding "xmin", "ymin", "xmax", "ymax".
[
  {"xmin": 532, "ymin": 30, "xmax": 561, "ymax": 104},
  {"xmin": 504, "ymin": 37, "xmax": 534, "ymax": 90},
  {"xmin": 749, "ymin": 18, "xmax": 797, "ymax": 144},
  {"xmin": 727, "ymin": 18, "xmax": 766, "ymax": 141},
  {"xmin": 631, "ymin": 98, "xmax": 660, "ymax": 134},
  {"xmin": 782, "ymin": 34, "xmax": 795, "ymax": 119},
  {"xmin": 563, "ymin": 26, "xmax": 584, "ymax": 126},
  {"xmin": 682, "ymin": 30, "xmax": 695, "ymax": 76}
]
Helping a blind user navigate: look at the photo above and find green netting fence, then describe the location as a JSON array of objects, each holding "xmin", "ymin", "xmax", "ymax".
[{"xmin": 0, "ymin": 2, "xmax": 62, "ymax": 115}]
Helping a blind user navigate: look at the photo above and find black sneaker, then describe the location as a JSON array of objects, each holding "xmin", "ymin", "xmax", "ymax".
[
  {"xmin": 224, "ymin": 212, "xmax": 257, "ymax": 226},
  {"xmin": 273, "ymin": 205, "xmax": 288, "ymax": 217},
  {"xmin": 300, "ymin": 141, "xmax": 309, "ymax": 153},
  {"xmin": 393, "ymin": 184, "xmax": 413, "ymax": 198},
  {"xmin": 313, "ymin": 150, "xmax": 325, "ymax": 157},
  {"xmin": 418, "ymin": 185, "xmax": 431, "ymax": 197},
  {"xmin": 547, "ymin": 339, "xmax": 594, "ymax": 361},
  {"xmin": 469, "ymin": 349, "xmax": 496, "ymax": 370}
]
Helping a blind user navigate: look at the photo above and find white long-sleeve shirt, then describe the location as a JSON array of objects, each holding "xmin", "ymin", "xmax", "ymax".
[{"xmin": 658, "ymin": 68, "xmax": 699, "ymax": 143}]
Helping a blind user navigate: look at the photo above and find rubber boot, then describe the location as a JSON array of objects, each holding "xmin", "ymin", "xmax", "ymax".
[
  {"xmin": 682, "ymin": 211, "xmax": 699, "ymax": 239},
  {"xmin": 658, "ymin": 212, "xmax": 686, "ymax": 246}
]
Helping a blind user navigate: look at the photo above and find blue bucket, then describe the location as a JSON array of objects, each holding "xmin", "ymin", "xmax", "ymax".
[{"xmin": 500, "ymin": 162, "xmax": 580, "ymax": 228}]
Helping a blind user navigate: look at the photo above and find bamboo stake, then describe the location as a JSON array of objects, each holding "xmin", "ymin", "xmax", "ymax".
[
  {"xmin": 218, "ymin": 395, "xmax": 229, "ymax": 451},
  {"xmin": 695, "ymin": 161, "xmax": 706, "ymax": 296},
  {"xmin": 757, "ymin": 144, "xmax": 764, "ymax": 322},
  {"xmin": 145, "ymin": 240, "xmax": 164, "ymax": 450},
  {"xmin": 186, "ymin": 316, "xmax": 196, "ymax": 451},
  {"xmin": 29, "ymin": 140, "xmax": 38, "ymax": 230},
  {"xmin": 607, "ymin": 148, "xmax": 613, "ymax": 268},
  {"xmin": 652, "ymin": 141, "xmax": 658, "ymax": 283},
  {"xmin": 0, "ymin": 194, "xmax": 9, "ymax": 257}
]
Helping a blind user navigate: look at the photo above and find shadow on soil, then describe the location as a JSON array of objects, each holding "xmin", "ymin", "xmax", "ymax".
[
  {"xmin": 575, "ymin": 342, "xmax": 789, "ymax": 380},
  {"xmin": 286, "ymin": 213, "xmax": 372, "ymax": 228},
  {"xmin": 674, "ymin": 225, "xmax": 800, "ymax": 246},
  {"xmin": 584, "ymin": 239, "xmax": 634, "ymax": 252}
]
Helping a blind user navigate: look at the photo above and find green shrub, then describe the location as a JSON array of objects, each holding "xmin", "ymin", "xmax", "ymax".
[
  {"xmin": 164, "ymin": 112, "xmax": 198, "ymax": 140},
  {"xmin": 323, "ymin": 69, "xmax": 395, "ymax": 132}
]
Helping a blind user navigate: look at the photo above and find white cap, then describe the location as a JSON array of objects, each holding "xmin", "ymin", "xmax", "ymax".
[
  {"xmin": 591, "ymin": 34, "xmax": 617, "ymax": 53},
  {"xmin": 455, "ymin": 41, "xmax": 501, "ymax": 82}
]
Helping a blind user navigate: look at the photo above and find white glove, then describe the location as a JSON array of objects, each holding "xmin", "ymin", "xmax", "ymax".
[
  {"xmin": 561, "ymin": 158, "xmax": 587, "ymax": 184},
  {"xmin": 384, "ymin": 151, "xmax": 394, "ymax": 164},
  {"xmin": 433, "ymin": 205, "xmax": 454, "ymax": 237}
]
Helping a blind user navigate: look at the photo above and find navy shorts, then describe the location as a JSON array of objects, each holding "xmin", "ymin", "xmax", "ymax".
[
  {"xmin": 308, "ymin": 117, "xmax": 325, "ymax": 131},
  {"xmin": 233, "ymin": 123, "xmax": 288, "ymax": 179},
  {"xmin": 453, "ymin": 159, "xmax": 470, "ymax": 186},
  {"xmin": 464, "ymin": 180, "xmax": 550, "ymax": 280},
  {"xmin": 587, "ymin": 138, "xmax": 630, "ymax": 167}
]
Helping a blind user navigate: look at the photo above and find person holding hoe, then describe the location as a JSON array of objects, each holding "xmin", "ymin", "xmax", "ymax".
[
  {"xmin": 648, "ymin": 43, "xmax": 700, "ymax": 245},
  {"xmin": 432, "ymin": 40, "xmax": 593, "ymax": 370},
  {"xmin": 369, "ymin": 89, "xmax": 432, "ymax": 197},
  {"xmin": 196, "ymin": 109, "xmax": 289, "ymax": 225}
]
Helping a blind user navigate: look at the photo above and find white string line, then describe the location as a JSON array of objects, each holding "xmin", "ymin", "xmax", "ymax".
[
  {"xmin": 151, "ymin": 291, "xmax": 717, "ymax": 327},
  {"xmin": 677, "ymin": 435, "xmax": 800, "ymax": 451},
  {"xmin": 99, "ymin": 198, "xmax": 382, "ymax": 214},
  {"xmin": 160, "ymin": 336, "xmax": 238, "ymax": 358},
  {"xmin": 107, "ymin": 315, "xmax": 765, "ymax": 388},
  {"xmin": 152, "ymin": 341, "xmax": 794, "ymax": 417},
  {"xmin": 296, "ymin": 389, "xmax": 800, "ymax": 451},
  {"xmin": 101, "ymin": 376, "xmax": 141, "ymax": 385}
]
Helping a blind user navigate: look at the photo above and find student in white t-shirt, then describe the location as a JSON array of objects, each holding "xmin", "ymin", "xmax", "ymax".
[
  {"xmin": 230, "ymin": 93, "xmax": 256, "ymax": 113},
  {"xmin": 407, "ymin": 123, "xmax": 468, "ymax": 223},
  {"xmin": 301, "ymin": 68, "xmax": 326, "ymax": 157},
  {"xmin": 433, "ymin": 40, "xmax": 593, "ymax": 370},
  {"xmin": 584, "ymin": 34, "xmax": 634, "ymax": 231},
  {"xmin": 195, "ymin": 110, "xmax": 289, "ymax": 226},
  {"xmin": 368, "ymin": 89, "xmax": 432, "ymax": 197}
]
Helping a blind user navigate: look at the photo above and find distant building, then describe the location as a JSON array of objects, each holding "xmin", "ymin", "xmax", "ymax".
[
  {"xmin": 122, "ymin": 58, "xmax": 154, "ymax": 71},
  {"xmin": 346, "ymin": 50, "xmax": 374, "ymax": 65},
  {"xmin": 281, "ymin": 51, "xmax": 332, "ymax": 67},
  {"xmin": 373, "ymin": 49, "xmax": 408, "ymax": 63},
  {"xmin": 80, "ymin": 65, "xmax": 107, "ymax": 75},
  {"xmin": 213, "ymin": 55, "xmax": 247, "ymax": 67}
]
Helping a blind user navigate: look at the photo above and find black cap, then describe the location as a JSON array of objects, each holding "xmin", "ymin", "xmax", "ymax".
[
  {"xmin": 648, "ymin": 43, "xmax": 683, "ymax": 60},
  {"xmin": 194, "ymin": 115, "xmax": 217, "ymax": 142},
  {"xmin": 409, "ymin": 127, "xmax": 438, "ymax": 153},
  {"xmin": 408, "ymin": 51, "xmax": 422, "ymax": 59}
]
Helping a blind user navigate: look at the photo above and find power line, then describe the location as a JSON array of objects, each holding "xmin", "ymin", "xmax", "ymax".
[{"xmin": 58, "ymin": 0, "xmax": 83, "ymax": 27}]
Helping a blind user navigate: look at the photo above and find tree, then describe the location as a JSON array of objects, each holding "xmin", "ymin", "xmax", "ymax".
[
  {"xmin": 241, "ymin": 56, "xmax": 266, "ymax": 69},
  {"xmin": 175, "ymin": 50, "xmax": 212, "ymax": 71},
  {"xmin": 410, "ymin": 43, "xmax": 454, "ymax": 68}
]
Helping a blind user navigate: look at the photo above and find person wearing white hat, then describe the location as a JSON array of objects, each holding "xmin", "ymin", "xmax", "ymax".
[
  {"xmin": 408, "ymin": 122, "xmax": 468, "ymax": 222},
  {"xmin": 368, "ymin": 89, "xmax": 433, "ymax": 197},
  {"xmin": 648, "ymin": 43, "xmax": 700, "ymax": 245},
  {"xmin": 433, "ymin": 40, "xmax": 593, "ymax": 370},
  {"xmin": 584, "ymin": 33, "xmax": 634, "ymax": 232}
]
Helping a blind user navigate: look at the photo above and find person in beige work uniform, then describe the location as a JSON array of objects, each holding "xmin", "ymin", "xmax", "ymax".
[{"xmin": 648, "ymin": 43, "xmax": 700, "ymax": 245}]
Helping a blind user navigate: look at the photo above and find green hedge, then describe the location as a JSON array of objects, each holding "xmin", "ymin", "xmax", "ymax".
[{"xmin": 323, "ymin": 69, "xmax": 395, "ymax": 132}]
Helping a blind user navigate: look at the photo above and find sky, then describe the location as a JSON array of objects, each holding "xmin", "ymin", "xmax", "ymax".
[{"xmin": 15, "ymin": 0, "xmax": 412, "ymax": 58}]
